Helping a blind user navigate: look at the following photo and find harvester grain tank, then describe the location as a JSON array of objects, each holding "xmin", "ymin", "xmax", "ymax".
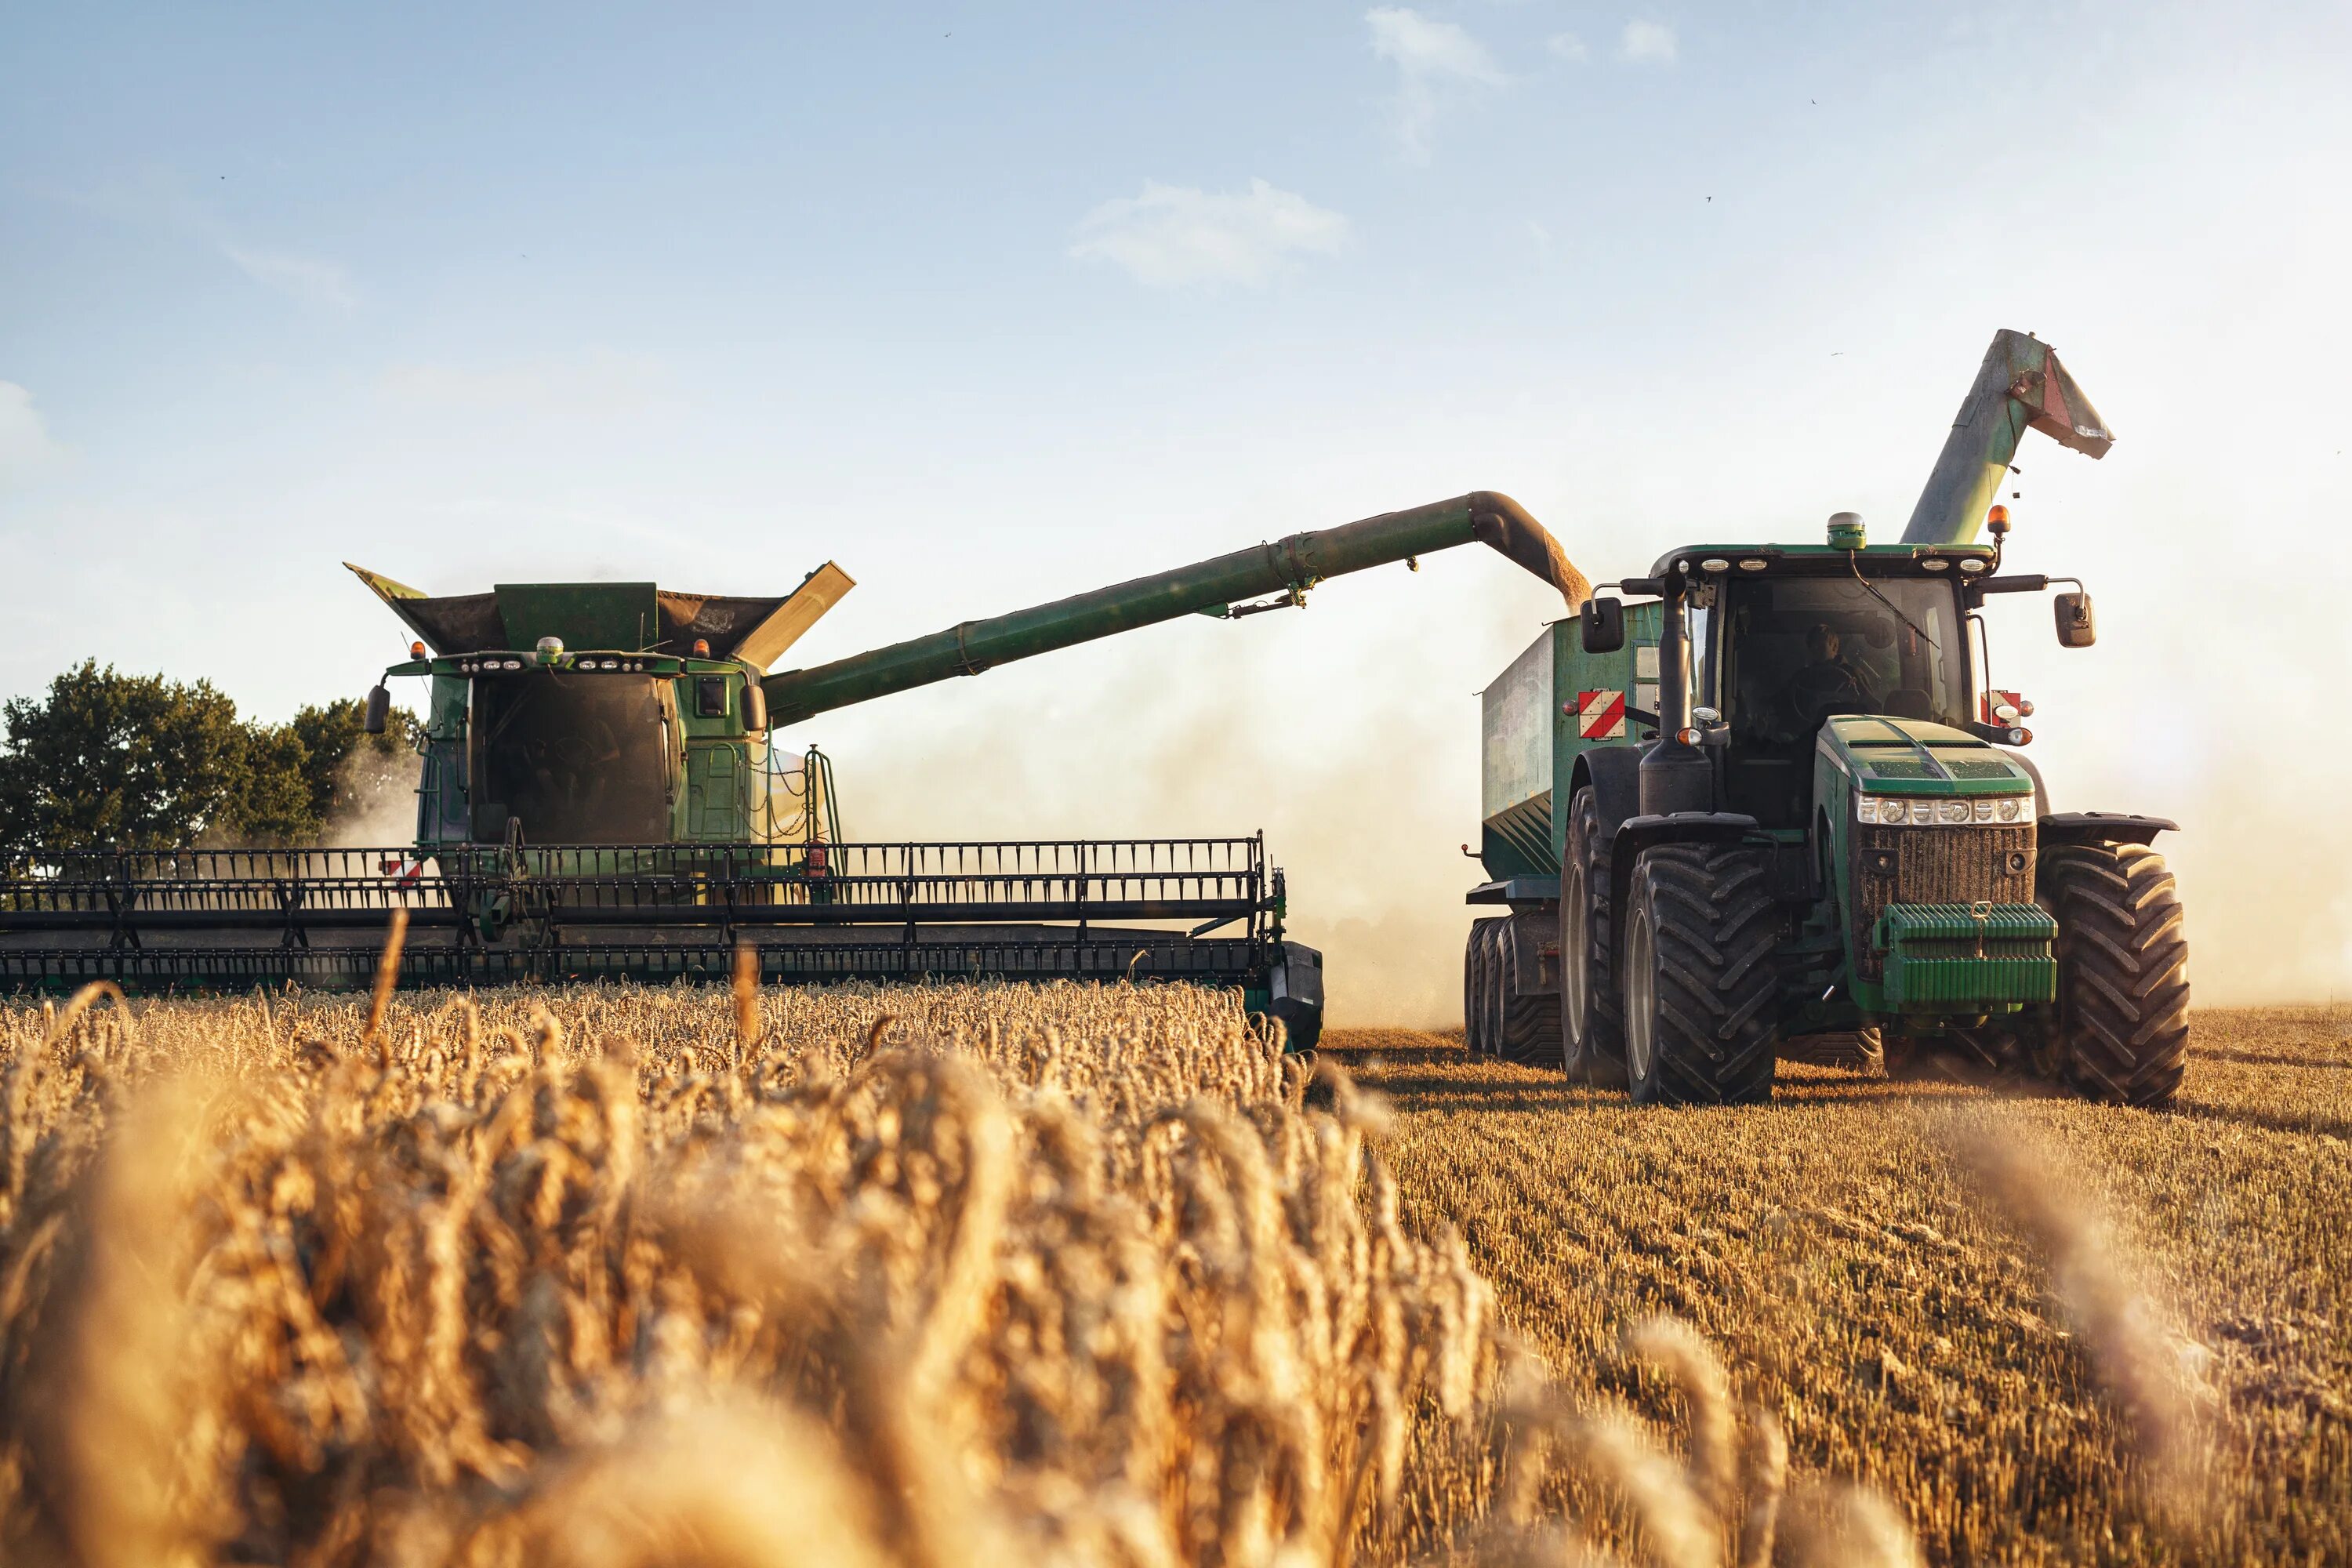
[
  {"xmin": 0, "ymin": 494, "xmax": 1585, "ymax": 1051},
  {"xmin": 1461, "ymin": 330, "xmax": 2188, "ymax": 1106}
]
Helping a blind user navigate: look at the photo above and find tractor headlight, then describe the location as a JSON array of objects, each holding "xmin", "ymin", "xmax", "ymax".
[{"xmin": 1857, "ymin": 791, "xmax": 2031, "ymax": 825}]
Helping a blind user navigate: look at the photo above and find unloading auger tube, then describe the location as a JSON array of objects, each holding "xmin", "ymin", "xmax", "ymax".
[
  {"xmin": 1903, "ymin": 328, "xmax": 2114, "ymax": 546},
  {"xmin": 761, "ymin": 492, "xmax": 1588, "ymax": 725}
]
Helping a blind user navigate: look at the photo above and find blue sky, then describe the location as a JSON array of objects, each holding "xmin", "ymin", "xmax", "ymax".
[{"xmin": 4, "ymin": 2, "xmax": 2347, "ymax": 1015}]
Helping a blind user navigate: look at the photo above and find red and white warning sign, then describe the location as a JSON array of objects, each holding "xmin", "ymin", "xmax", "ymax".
[{"xmin": 1574, "ymin": 688, "xmax": 1626, "ymax": 740}]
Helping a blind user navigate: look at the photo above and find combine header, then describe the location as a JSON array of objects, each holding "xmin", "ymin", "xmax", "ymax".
[{"xmin": 0, "ymin": 494, "xmax": 1587, "ymax": 1046}]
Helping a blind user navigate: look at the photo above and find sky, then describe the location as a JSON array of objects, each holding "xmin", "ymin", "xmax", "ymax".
[{"xmin": 3, "ymin": 1, "xmax": 2348, "ymax": 1019}]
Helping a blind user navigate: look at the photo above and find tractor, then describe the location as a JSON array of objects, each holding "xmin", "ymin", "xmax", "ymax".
[{"xmin": 1461, "ymin": 330, "xmax": 2190, "ymax": 1105}]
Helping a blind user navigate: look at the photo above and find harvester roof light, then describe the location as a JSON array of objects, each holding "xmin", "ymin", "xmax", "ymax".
[
  {"xmin": 409, "ymin": 641, "xmax": 427, "ymax": 659},
  {"xmin": 537, "ymin": 636, "xmax": 564, "ymax": 659},
  {"xmin": 1958, "ymin": 558, "xmax": 1987, "ymax": 572},
  {"xmin": 1738, "ymin": 558, "xmax": 1768, "ymax": 572},
  {"xmin": 1922, "ymin": 559, "xmax": 1951, "ymax": 572},
  {"xmin": 1986, "ymin": 504, "xmax": 2012, "ymax": 535},
  {"xmin": 1699, "ymin": 557, "xmax": 1730, "ymax": 573},
  {"xmin": 691, "ymin": 637, "xmax": 711, "ymax": 657}
]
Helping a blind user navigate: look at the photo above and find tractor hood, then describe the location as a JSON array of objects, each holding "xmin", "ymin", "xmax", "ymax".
[{"xmin": 1817, "ymin": 716, "xmax": 2035, "ymax": 797}]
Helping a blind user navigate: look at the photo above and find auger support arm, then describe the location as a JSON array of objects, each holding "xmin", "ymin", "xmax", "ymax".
[
  {"xmin": 1902, "ymin": 329, "xmax": 2113, "ymax": 546},
  {"xmin": 762, "ymin": 491, "xmax": 1587, "ymax": 725}
]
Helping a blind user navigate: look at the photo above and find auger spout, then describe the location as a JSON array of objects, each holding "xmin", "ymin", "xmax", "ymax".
[
  {"xmin": 761, "ymin": 491, "xmax": 1586, "ymax": 725},
  {"xmin": 1901, "ymin": 329, "xmax": 2113, "ymax": 546}
]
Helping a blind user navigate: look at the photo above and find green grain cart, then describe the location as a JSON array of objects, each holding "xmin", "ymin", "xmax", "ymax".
[
  {"xmin": 0, "ymin": 495, "xmax": 1586, "ymax": 1049},
  {"xmin": 1462, "ymin": 331, "xmax": 2190, "ymax": 1105}
]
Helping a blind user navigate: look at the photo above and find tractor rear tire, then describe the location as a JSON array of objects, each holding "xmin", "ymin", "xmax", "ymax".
[
  {"xmin": 1620, "ymin": 842, "xmax": 1783, "ymax": 1105},
  {"xmin": 1497, "ymin": 915, "xmax": 1562, "ymax": 1068},
  {"xmin": 2041, "ymin": 842, "xmax": 2190, "ymax": 1108},
  {"xmin": 1464, "ymin": 918, "xmax": 1503, "ymax": 1056},
  {"xmin": 1562, "ymin": 787, "xmax": 1628, "ymax": 1087}
]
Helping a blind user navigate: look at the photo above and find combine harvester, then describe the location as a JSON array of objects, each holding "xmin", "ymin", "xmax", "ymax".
[
  {"xmin": 0, "ymin": 495, "xmax": 1588, "ymax": 1047},
  {"xmin": 1461, "ymin": 330, "xmax": 2191, "ymax": 1105}
]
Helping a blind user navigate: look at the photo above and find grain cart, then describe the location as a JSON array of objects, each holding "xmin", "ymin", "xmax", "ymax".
[
  {"xmin": 0, "ymin": 495, "xmax": 1587, "ymax": 1049},
  {"xmin": 1462, "ymin": 330, "xmax": 2190, "ymax": 1105}
]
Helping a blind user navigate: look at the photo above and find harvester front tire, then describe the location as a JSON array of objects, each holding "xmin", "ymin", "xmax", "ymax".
[
  {"xmin": 2041, "ymin": 842, "xmax": 2190, "ymax": 1108},
  {"xmin": 1620, "ymin": 843, "xmax": 1782, "ymax": 1106},
  {"xmin": 1497, "ymin": 914, "xmax": 1563, "ymax": 1069},
  {"xmin": 1562, "ymin": 788, "xmax": 1628, "ymax": 1087}
]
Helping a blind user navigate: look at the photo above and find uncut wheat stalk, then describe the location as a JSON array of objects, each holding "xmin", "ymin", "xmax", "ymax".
[{"xmin": 0, "ymin": 979, "xmax": 1499, "ymax": 1568}]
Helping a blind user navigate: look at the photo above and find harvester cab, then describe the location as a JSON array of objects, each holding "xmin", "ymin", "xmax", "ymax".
[
  {"xmin": 1463, "ymin": 330, "xmax": 2191, "ymax": 1108},
  {"xmin": 346, "ymin": 564, "xmax": 853, "ymax": 851}
]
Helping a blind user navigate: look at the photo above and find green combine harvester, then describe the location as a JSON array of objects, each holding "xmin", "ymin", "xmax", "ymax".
[
  {"xmin": 1462, "ymin": 330, "xmax": 2191, "ymax": 1105},
  {"xmin": 0, "ymin": 493, "xmax": 1588, "ymax": 1047}
]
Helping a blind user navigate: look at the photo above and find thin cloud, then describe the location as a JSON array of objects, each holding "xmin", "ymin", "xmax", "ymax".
[
  {"xmin": 1546, "ymin": 31, "xmax": 1591, "ymax": 63},
  {"xmin": 1069, "ymin": 179, "xmax": 1349, "ymax": 289},
  {"xmin": 379, "ymin": 349, "xmax": 674, "ymax": 417},
  {"xmin": 0, "ymin": 383, "xmax": 66, "ymax": 488},
  {"xmin": 1366, "ymin": 7, "xmax": 1504, "ymax": 164},
  {"xmin": 222, "ymin": 243, "xmax": 358, "ymax": 309},
  {"xmin": 1620, "ymin": 20, "xmax": 1679, "ymax": 64}
]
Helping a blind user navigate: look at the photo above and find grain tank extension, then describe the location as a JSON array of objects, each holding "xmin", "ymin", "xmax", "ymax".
[
  {"xmin": 1462, "ymin": 330, "xmax": 2190, "ymax": 1107},
  {"xmin": 0, "ymin": 493, "xmax": 1584, "ymax": 1049}
]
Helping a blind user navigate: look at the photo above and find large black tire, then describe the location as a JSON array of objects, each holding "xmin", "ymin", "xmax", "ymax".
[
  {"xmin": 1619, "ymin": 843, "xmax": 1783, "ymax": 1105},
  {"xmin": 2040, "ymin": 842, "xmax": 2190, "ymax": 1107},
  {"xmin": 1464, "ymin": 918, "xmax": 1502, "ymax": 1056},
  {"xmin": 1561, "ymin": 787, "xmax": 1628, "ymax": 1087},
  {"xmin": 1497, "ymin": 914, "xmax": 1562, "ymax": 1068},
  {"xmin": 1483, "ymin": 921, "xmax": 1508, "ymax": 1058}
]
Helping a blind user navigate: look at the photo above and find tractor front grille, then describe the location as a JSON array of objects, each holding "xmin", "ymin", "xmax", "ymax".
[{"xmin": 1850, "ymin": 822, "xmax": 2035, "ymax": 978}]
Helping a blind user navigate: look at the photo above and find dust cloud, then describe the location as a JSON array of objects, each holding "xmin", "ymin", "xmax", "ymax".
[
  {"xmin": 813, "ymin": 571, "xmax": 1546, "ymax": 1028},
  {"xmin": 323, "ymin": 739, "xmax": 425, "ymax": 848}
]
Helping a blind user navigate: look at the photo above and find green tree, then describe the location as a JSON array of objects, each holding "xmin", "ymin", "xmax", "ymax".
[
  {"xmin": 289, "ymin": 698, "xmax": 420, "ymax": 829},
  {"xmin": 0, "ymin": 663, "xmax": 426, "ymax": 857},
  {"xmin": 0, "ymin": 660, "xmax": 254, "ymax": 855}
]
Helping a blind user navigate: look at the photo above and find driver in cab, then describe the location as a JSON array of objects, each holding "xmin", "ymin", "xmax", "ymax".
[{"xmin": 1781, "ymin": 622, "xmax": 1878, "ymax": 731}]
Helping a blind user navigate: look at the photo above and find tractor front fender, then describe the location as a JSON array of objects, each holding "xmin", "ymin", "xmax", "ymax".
[
  {"xmin": 2038, "ymin": 812, "xmax": 2177, "ymax": 848},
  {"xmin": 1573, "ymin": 745, "xmax": 1646, "ymax": 841},
  {"xmin": 1606, "ymin": 811, "xmax": 1764, "ymax": 939}
]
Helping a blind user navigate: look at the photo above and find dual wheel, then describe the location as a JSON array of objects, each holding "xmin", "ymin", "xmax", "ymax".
[
  {"xmin": 1554, "ymin": 788, "xmax": 2189, "ymax": 1108},
  {"xmin": 1461, "ymin": 915, "xmax": 1561, "ymax": 1065}
]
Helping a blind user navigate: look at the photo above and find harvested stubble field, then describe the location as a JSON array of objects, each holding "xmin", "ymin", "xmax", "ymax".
[
  {"xmin": 0, "ymin": 980, "xmax": 2340, "ymax": 1567},
  {"xmin": 1333, "ymin": 1004, "xmax": 2352, "ymax": 1564}
]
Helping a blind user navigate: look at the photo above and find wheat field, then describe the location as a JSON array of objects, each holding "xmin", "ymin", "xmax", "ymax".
[
  {"xmin": 0, "ymin": 978, "xmax": 2337, "ymax": 1566},
  {"xmin": 1334, "ymin": 1004, "xmax": 2352, "ymax": 1565}
]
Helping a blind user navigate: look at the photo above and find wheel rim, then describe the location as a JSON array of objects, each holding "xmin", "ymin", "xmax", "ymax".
[
  {"xmin": 1563, "ymin": 855, "xmax": 1589, "ymax": 1050},
  {"xmin": 1624, "ymin": 904, "xmax": 1657, "ymax": 1085}
]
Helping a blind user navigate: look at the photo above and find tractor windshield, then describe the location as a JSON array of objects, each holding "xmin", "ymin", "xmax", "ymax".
[
  {"xmin": 1711, "ymin": 575, "xmax": 1967, "ymax": 745},
  {"xmin": 471, "ymin": 673, "xmax": 671, "ymax": 843}
]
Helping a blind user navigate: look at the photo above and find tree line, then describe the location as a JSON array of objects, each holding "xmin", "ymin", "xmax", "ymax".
[{"xmin": 0, "ymin": 660, "xmax": 420, "ymax": 857}]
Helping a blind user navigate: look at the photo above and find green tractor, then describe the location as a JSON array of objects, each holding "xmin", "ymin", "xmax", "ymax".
[{"xmin": 1463, "ymin": 330, "xmax": 2190, "ymax": 1105}]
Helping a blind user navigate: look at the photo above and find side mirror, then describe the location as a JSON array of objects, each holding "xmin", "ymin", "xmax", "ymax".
[
  {"xmin": 2053, "ymin": 590, "xmax": 2096, "ymax": 648},
  {"xmin": 363, "ymin": 684, "xmax": 391, "ymax": 735},
  {"xmin": 1581, "ymin": 597, "xmax": 1626, "ymax": 654},
  {"xmin": 742, "ymin": 680, "xmax": 769, "ymax": 733}
]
